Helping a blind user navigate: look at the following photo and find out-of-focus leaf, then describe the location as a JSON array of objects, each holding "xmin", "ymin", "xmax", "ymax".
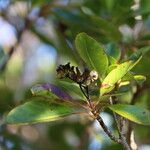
[
  {"xmin": 31, "ymin": 83, "xmax": 73, "ymax": 100},
  {"xmin": 84, "ymin": 0, "xmax": 134, "ymax": 26},
  {"xmin": 104, "ymin": 0, "xmax": 115, "ymax": 11},
  {"xmin": 105, "ymin": 43, "xmax": 121, "ymax": 60},
  {"xmin": 6, "ymin": 97, "xmax": 76, "ymax": 125},
  {"xmin": 32, "ymin": 0, "xmax": 52, "ymax": 5},
  {"xmin": 133, "ymin": 47, "xmax": 150, "ymax": 82},
  {"xmin": 89, "ymin": 16, "xmax": 121, "ymax": 41},
  {"xmin": 108, "ymin": 104, "xmax": 150, "ymax": 125},
  {"xmin": 135, "ymin": 90, "xmax": 150, "ymax": 109},
  {"xmin": 119, "ymin": 81, "xmax": 130, "ymax": 88},
  {"xmin": 130, "ymin": 48, "xmax": 145, "ymax": 60},
  {"xmin": 138, "ymin": 46, "xmax": 150, "ymax": 54},
  {"xmin": 81, "ymin": 6, "xmax": 94, "ymax": 16},
  {"xmin": 0, "ymin": 47, "xmax": 8, "ymax": 70},
  {"xmin": 0, "ymin": 87, "xmax": 14, "ymax": 114},
  {"xmin": 102, "ymin": 143, "xmax": 123, "ymax": 150},
  {"xmin": 75, "ymin": 33, "xmax": 108, "ymax": 77},
  {"xmin": 53, "ymin": 8, "xmax": 90, "ymax": 30},
  {"xmin": 53, "ymin": 9, "xmax": 121, "ymax": 41},
  {"xmin": 98, "ymin": 92, "xmax": 126, "ymax": 102},
  {"xmin": 139, "ymin": 0, "xmax": 150, "ymax": 16},
  {"xmin": 117, "ymin": 84, "xmax": 131, "ymax": 94},
  {"xmin": 106, "ymin": 64, "xmax": 117, "ymax": 74},
  {"xmin": 121, "ymin": 72, "xmax": 134, "ymax": 82},
  {"xmin": 119, "ymin": 73, "xmax": 146, "ymax": 86},
  {"xmin": 107, "ymin": 55, "xmax": 117, "ymax": 65},
  {"xmin": 134, "ymin": 75, "xmax": 146, "ymax": 85},
  {"xmin": 100, "ymin": 53, "xmax": 142, "ymax": 96}
]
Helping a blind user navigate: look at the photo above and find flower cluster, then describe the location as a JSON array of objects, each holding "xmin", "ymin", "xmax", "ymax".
[{"xmin": 56, "ymin": 63, "xmax": 98, "ymax": 86}]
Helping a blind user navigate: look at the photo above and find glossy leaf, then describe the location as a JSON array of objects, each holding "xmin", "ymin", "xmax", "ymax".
[
  {"xmin": 31, "ymin": 83, "xmax": 73, "ymax": 100},
  {"xmin": 6, "ymin": 97, "xmax": 75, "ymax": 125},
  {"xmin": 100, "ymin": 61, "xmax": 133, "ymax": 96},
  {"xmin": 108, "ymin": 104, "xmax": 150, "ymax": 125},
  {"xmin": 75, "ymin": 33, "xmax": 108, "ymax": 76},
  {"xmin": 100, "ymin": 53, "xmax": 142, "ymax": 96},
  {"xmin": 56, "ymin": 80, "xmax": 85, "ymax": 99}
]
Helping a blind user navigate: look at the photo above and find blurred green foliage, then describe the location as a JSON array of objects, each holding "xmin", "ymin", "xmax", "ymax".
[{"xmin": 0, "ymin": 0, "xmax": 150, "ymax": 150}]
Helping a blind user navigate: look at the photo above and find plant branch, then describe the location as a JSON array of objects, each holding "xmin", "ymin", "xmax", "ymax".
[
  {"xmin": 110, "ymin": 97, "xmax": 130, "ymax": 150},
  {"xmin": 79, "ymin": 84, "xmax": 93, "ymax": 109},
  {"xmin": 79, "ymin": 84, "xmax": 88, "ymax": 100},
  {"xmin": 79, "ymin": 84, "xmax": 123, "ymax": 145},
  {"xmin": 127, "ymin": 85, "xmax": 141, "ymax": 149},
  {"xmin": 95, "ymin": 112, "xmax": 122, "ymax": 144}
]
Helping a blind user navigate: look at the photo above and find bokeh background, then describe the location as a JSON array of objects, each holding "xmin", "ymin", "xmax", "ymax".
[{"xmin": 0, "ymin": 0, "xmax": 150, "ymax": 150}]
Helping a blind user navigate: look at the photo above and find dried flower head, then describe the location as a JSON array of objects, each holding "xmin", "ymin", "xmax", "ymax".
[{"xmin": 56, "ymin": 63, "xmax": 98, "ymax": 86}]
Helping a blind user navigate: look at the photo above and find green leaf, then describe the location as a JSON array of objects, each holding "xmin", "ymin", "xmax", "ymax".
[
  {"xmin": 108, "ymin": 104, "xmax": 150, "ymax": 125},
  {"xmin": 107, "ymin": 55, "xmax": 117, "ymax": 65},
  {"xmin": 129, "ymin": 51, "xmax": 142, "ymax": 69},
  {"xmin": 105, "ymin": 43, "xmax": 121, "ymax": 60},
  {"xmin": 0, "ymin": 47, "xmax": 8, "ymax": 70},
  {"xmin": 134, "ymin": 75, "xmax": 146, "ymax": 85},
  {"xmin": 100, "ymin": 61, "xmax": 132, "ymax": 96},
  {"xmin": 140, "ymin": 0, "xmax": 150, "ymax": 15},
  {"xmin": 6, "ymin": 97, "xmax": 75, "ymax": 125},
  {"xmin": 56, "ymin": 80, "xmax": 85, "ymax": 99},
  {"xmin": 53, "ymin": 9, "xmax": 121, "ymax": 41},
  {"xmin": 100, "ymin": 53, "xmax": 142, "ymax": 96},
  {"xmin": 121, "ymin": 72, "xmax": 134, "ymax": 82},
  {"xmin": 121, "ymin": 73, "xmax": 146, "ymax": 85},
  {"xmin": 106, "ymin": 64, "xmax": 118, "ymax": 74},
  {"xmin": 75, "ymin": 33, "xmax": 108, "ymax": 76},
  {"xmin": 31, "ymin": 85, "xmax": 57, "ymax": 99},
  {"xmin": 89, "ymin": 16, "xmax": 121, "ymax": 41},
  {"xmin": 98, "ymin": 92, "xmax": 126, "ymax": 102},
  {"xmin": 137, "ymin": 46, "xmax": 150, "ymax": 55},
  {"xmin": 31, "ymin": 83, "xmax": 73, "ymax": 100}
]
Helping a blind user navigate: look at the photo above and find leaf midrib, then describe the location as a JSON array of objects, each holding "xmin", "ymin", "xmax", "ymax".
[{"xmin": 83, "ymin": 38, "xmax": 97, "ymax": 72}]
